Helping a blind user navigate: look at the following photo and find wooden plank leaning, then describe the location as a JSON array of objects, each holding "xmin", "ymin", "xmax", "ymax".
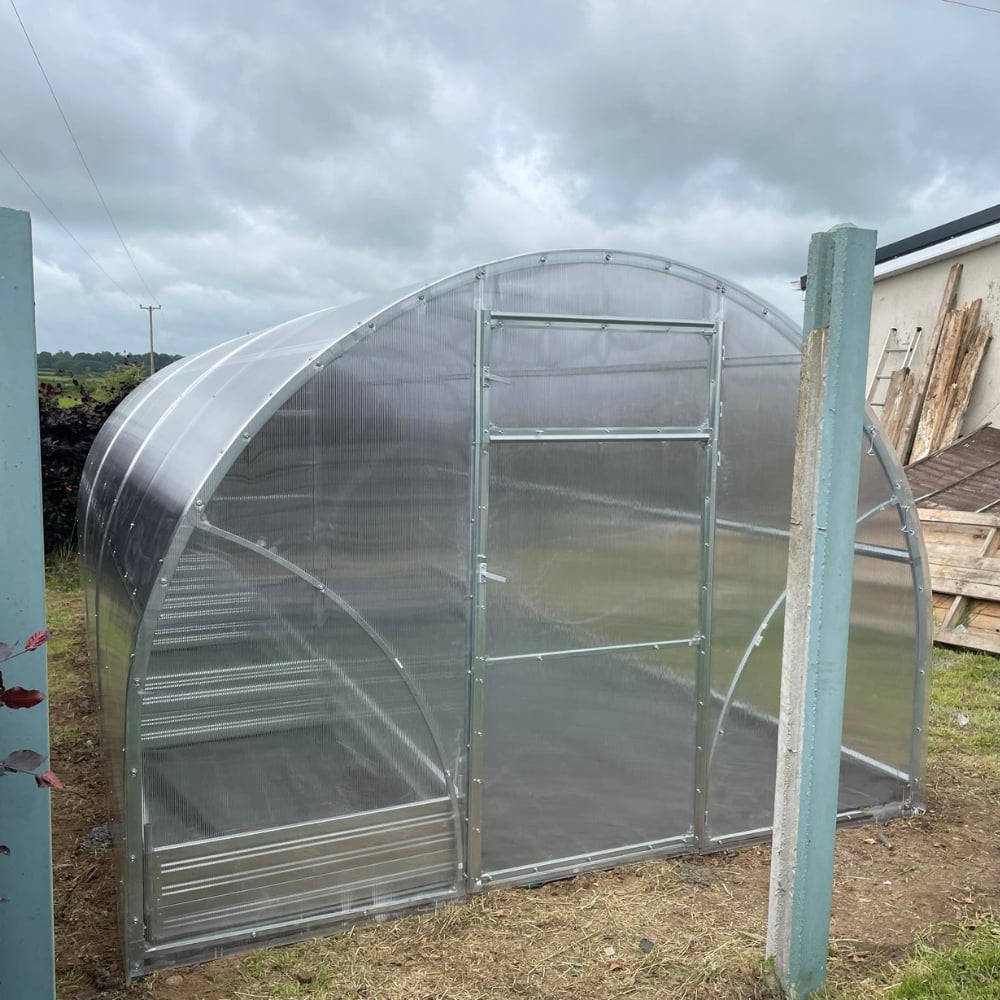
[{"xmin": 897, "ymin": 262, "xmax": 963, "ymax": 463}]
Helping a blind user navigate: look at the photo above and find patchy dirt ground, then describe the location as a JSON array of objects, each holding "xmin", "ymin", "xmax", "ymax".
[{"xmin": 47, "ymin": 580, "xmax": 999, "ymax": 1000}]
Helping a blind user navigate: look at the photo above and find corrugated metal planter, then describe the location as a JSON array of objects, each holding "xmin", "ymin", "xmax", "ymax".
[{"xmin": 78, "ymin": 250, "xmax": 931, "ymax": 977}]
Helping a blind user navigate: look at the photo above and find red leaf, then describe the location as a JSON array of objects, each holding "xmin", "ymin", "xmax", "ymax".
[
  {"xmin": 1, "ymin": 687, "xmax": 45, "ymax": 709},
  {"xmin": 24, "ymin": 631, "xmax": 48, "ymax": 652},
  {"xmin": 34, "ymin": 771, "xmax": 63, "ymax": 791}
]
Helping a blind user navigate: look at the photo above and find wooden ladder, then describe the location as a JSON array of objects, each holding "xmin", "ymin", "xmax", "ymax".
[{"xmin": 867, "ymin": 325, "xmax": 923, "ymax": 410}]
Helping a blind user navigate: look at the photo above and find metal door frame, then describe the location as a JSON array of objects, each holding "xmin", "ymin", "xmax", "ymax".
[{"xmin": 465, "ymin": 308, "xmax": 725, "ymax": 890}]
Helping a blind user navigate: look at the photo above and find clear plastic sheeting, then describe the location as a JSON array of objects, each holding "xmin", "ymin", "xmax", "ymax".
[{"xmin": 79, "ymin": 249, "xmax": 930, "ymax": 977}]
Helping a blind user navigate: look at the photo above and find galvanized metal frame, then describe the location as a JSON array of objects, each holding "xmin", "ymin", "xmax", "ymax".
[
  {"xmin": 77, "ymin": 249, "xmax": 931, "ymax": 976},
  {"xmin": 468, "ymin": 307, "xmax": 724, "ymax": 885},
  {"xmin": 486, "ymin": 637, "xmax": 698, "ymax": 665},
  {"xmin": 487, "ymin": 311, "xmax": 717, "ymax": 331},
  {"xmin": 487, "ymin": 427, "xmax": 710, "ymax": 442},
  {"xmin": 873, "ymin": 420, "xmax": 933, "ymax": 810},
  {"xmin": 464, "ymin": 305, "xmax": 489, "ymax": 889},
  {"xmin": 694, "ymin": 311, "xmax": 725, "ymax": 850}
]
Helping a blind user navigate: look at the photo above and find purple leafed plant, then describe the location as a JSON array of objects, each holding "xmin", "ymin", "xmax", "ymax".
[{"xmin": 0, "ymin": 630, "xmax": 63, "ymax": 794}]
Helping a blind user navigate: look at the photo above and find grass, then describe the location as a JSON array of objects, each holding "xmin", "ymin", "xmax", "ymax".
[
  {"xmin": 926, "ymin": 647, "xmax": 1000, "ymax": 760},
  {"xmin": 873, "ymin": 646, "xmax": 1000, "ymax": 999},
  {"xmin": 46, "ymin": 542, "xmax": 82, "ymax": 593},
  {"xmin": 884, "ymin": 923, "xmax": 1000, "ymax": 998}
]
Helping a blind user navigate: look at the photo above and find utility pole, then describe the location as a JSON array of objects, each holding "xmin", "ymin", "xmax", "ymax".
[{"xmin": 139, "ymin": 304, "xmax": 161, "ymax": 376}]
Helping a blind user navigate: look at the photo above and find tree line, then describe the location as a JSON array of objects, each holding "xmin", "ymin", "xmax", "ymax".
[{"xmin": 37, "ymin": 350, "xmax": 182, "ymax": 375}]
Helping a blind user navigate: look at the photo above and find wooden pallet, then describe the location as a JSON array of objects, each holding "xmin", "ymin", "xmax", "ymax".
[{"xmin": 919, "ymin": 508, "xmax": 1000, "ymax": 655}]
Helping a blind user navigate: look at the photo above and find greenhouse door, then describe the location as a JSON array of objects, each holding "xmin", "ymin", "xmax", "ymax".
[{"xmin": 467, "ymin": 309, "xmax": 723, "ymax": 888}]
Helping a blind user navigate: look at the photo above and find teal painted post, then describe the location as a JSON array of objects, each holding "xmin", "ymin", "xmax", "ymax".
[
  {"xmin": 0, "ymin": 207, "xmax": 56, "ymax": 999},
  {"xmin": 765, "ymin": 224, "xmax": 877, "ymax": 999}
]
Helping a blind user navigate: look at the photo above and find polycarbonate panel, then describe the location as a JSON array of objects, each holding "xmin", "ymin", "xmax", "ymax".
[
  {"xmin": 485, "ymin": 441, "xmax": 703, "ymax": 657},
  {"xmin": 206, "ymin": 289, "xmax": 474, "ymax": 784},
  {"xmin": 92, "ymin": 563, "xmax": 140, "ymax": 823},
  {"xmin": 80, "ymin": 339, "xmax": 239, "ymax": 575},
  {"xmin": 842, "ymin": 553, "xmax": 918, "ymax": 773},
  {"xmin": 480, "ymin": 646, "xmax": 696, "ymax": 874},
  {"xmin": 706, "ymin": 364, "xmax": 921, "ymax": 841},
  {"xmin": 488, "ymin": 324, "xmax": 710, "ymax": 429},
  {"xmin": 714, "ymin": 359, "xmax": 798, "ymax": 531},
  {"xmin": 704, "ymin": 547, "xmax": 913, "ymax": 841},
  {"xmin": 142, "ymin": 532, "xmax": 449, "ymax": 847}
]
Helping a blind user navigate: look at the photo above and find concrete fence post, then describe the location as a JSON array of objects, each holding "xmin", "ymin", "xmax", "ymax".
[
  {"xmin": 766, "ymin": 224, "xmax": 877, "ymax": 999},
  {"xmin": 0, "ymin": 207, "xmax": 56, "ymax": 999}
]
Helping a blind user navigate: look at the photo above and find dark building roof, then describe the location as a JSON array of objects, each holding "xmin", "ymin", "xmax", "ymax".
[{"xmin": 799, "ymin": 204, "xmax": 1000, "ymax": 291}]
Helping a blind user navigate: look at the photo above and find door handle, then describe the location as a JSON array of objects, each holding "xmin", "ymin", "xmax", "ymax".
[{"xmin": 479, "ymin": 563, "xmax": 507, "ymax": 584}]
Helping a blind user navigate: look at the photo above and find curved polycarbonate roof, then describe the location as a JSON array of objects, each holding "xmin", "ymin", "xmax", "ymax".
[{"xmin": 81, "ymin": 250, "xmax": 802, "ymax": 609}]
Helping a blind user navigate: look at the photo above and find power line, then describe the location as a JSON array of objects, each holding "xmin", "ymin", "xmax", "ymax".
[
  {"xmin": 940, "ymin": 0, "xmax": 1000, "ymax": 13},
  {"xmin": 8, "ymin": 0, "xmax": 160, "ymax": 305},
  {"xmin": 0, "ymin": 143, "xmax": 141, "ymax": 302}
]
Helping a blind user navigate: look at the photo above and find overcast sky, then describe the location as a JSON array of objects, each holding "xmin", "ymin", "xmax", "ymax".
[{"xmin": 2, "ymin": 0, "xmax": 999, "ymax": 356}]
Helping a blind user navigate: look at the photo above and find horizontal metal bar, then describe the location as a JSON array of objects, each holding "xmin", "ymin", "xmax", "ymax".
[
  {"xmin": 708, "ymin": 802, "xmax": 910, "ymax": 849},
  {"xmin": 488, "ymin": 426, "xmax": 711, "ymax": 442},
  {"xmin": 153, "ymin": 797, "xmax": 453, "ymax": 859},
  {"xmin": 140, "ymin": 886, "xmax": 459, "ymax": 960},
  {"xmin": 486, "ymin": 636, "xmax": 699, "ymax": 665},
  {"xmin": 480, "ymin": 834, "xmax": 692, "ymax": 889},
  {"xmin": 707, "ymin": 825, "xmax": 774, "ymax": 847},
  {"xmin": 840, "ymin": 746, "xmax": 911, "ymax": 783},
  {"xmin": 853, "ymin": 542, "xmax": 909, "ymax": 563},
  {"xmin": 488, "ymin": 311, "xmax": 716, "ymax": 331}
]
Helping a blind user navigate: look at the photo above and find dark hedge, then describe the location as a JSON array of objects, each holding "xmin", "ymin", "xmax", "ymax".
[{"xmin": 38, "ymin": 367, "xmax": 145, "ymax": 551}]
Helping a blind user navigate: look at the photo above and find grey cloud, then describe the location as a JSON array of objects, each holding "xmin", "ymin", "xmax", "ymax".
[{"xmin": 2, "ymin": 0, "xmax": 999, "ymax": 356}]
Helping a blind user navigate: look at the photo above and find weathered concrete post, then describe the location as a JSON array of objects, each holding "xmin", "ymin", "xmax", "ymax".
[
  {"xmin": 0, "ymin": 207, "xmax": 56, "ymax": 998},
  {"xmin": 766, "ymin": 224, "xmax": 877, "ymax": 998}
]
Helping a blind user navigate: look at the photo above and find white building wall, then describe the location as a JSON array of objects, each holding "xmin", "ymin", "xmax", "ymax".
[{"xmin": 868, "ymin": 236, "xmax": 1000, "ymax": 435}]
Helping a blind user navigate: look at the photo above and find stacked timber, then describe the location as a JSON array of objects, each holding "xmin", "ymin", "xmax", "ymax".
[
  {"xmin": 908, "ymin": 427, "xmax": 1000, "ymax": 654},
  {"xmin": 881, "ymin": 262, "xmax": 993, "ymax": 464},
  {"xmin": 918, "ymin": 508, "xmax": 1000, "ymax": 655}
]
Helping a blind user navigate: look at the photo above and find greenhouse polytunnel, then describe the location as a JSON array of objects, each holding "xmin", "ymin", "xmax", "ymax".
[{"xmin": 79, "ymin": 249, "xmax": 931, "ymax": 976}]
